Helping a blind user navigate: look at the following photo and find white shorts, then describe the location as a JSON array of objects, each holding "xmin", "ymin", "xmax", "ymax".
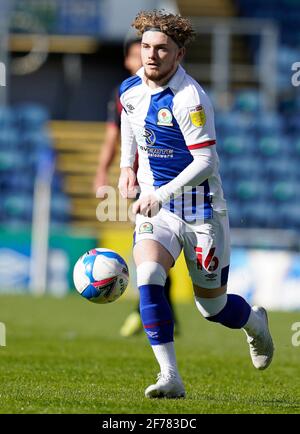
[{"xmin": 134, "ymin": 208, "xmax": 230, "ymax": 289}]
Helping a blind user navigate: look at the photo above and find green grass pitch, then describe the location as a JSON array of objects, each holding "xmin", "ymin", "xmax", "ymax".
[{"xmin": 0, "ymin": 294, "xmax": 299, "ymax": 414}]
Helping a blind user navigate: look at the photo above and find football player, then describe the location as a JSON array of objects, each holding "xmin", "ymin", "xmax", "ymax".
[
  {"xmin": 94, "ymin": 32, "xmax": 179, "ymax": 338},
  {"xmin": 118, "ymin": 10, "xmax": 274, "ymax": 399}
]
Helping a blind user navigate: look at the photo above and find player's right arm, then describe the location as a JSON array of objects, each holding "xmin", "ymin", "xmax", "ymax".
[{"xmin": 118, "ymin": 109, "xmax": 138, "ymax": 199}]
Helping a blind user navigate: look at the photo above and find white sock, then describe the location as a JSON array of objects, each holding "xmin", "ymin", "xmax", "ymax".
[
  {"xmin": 151, "ymin": 342, "xmax": 180, "ymax": 378},
  {"xmin": 243, "ymin": 307, "xmax": 263, "ymax": 336}
]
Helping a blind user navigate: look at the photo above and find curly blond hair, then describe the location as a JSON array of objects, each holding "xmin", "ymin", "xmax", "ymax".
[{"xmin": 132, "ymin": 10, "xmax": 195, "ymax": 47}]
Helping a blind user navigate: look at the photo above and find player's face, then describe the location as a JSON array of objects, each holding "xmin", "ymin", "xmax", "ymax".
[
  {"xmin": 141, "ymin": 31, "xmax": 185, "ymax": 84},
  {"xmin": 124, "ymin": 42, "xmax": 142, "ymax": 75}
]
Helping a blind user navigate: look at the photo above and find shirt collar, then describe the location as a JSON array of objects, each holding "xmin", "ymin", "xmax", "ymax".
[
  {"xmin": 168, "ymin": 65, "xmax": 186, "ymax": 91},
  {"xmin": 136, "ymin": 64, "xmax": 186, "ymax": 92}
]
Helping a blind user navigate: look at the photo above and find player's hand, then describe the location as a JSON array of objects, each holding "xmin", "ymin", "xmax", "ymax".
[
  {"xmin": 118, "ymin": 167, "xmax": 138, "ymax": 199},
  {"xmin": 132, "ymin": 193, "xmax": 161, "ymax": 217}
]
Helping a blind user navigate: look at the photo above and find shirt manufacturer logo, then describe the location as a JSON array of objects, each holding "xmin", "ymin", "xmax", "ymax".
[
  {"xmin": 143, "ymin": 128, "xmax": 156, "ymax": 146},
  {"xmin": 157, "ymin": 108, "xmax": 173, "ymax": 126},
  {"xmin": 146, "ymin": 330, "xmax": 158, "ymax": 339},
  {"xmin": 126, "ymin": 103, "xmax": 135, "ymax": 113},
  {"xmin": 205, "ymin": 273, "xmax": 217, "ymax": 280}
]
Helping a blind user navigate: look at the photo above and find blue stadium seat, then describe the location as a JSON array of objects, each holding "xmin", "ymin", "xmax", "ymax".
[
  {"xmin": 282, "ymin": 0, "xmax": 300, "ymax": 10},
  {"xmin": 255, "ymin": 112, "xmax": 283, "ymax": 135},
  {"xmin": 51, "ymin": 193, "xmax": 71, "ymax": 222},
  {"xmin": 0, "ymin": 128, "xmax": 20, "ymax": 150},
  {"xmin": 215, "ymin": 112, "xmax": 231, "ymax": 137},
  {"xmin": 220, "ymin": 177, "xmax": 234, "ymax": 201},
  {"xmin": 276, "ymin": 45, "xmax": 300, "ymax": 90},
  {"xmin": 15, "ymin": 104, "xmax": 49, "ymax": 131},
  {"xmin": 233, "ymin": 90, "xmax": 262, "ymax": 113},
  {"xmin": 278, "ymin": 45, "xmax": 299, "ymax": 70},
  {"xmin": 265, "ymin": 157, "xmax": 299, "ymax": 181},
  {"xmin": 241, "ymin": 201, "xmax": 276, "ymax": 228},
  {"xmin": 227, "ymin": 200, "xmax": 245, "ymax": 227},
  {"xmin": 295, "ymin": 95, "xmax": 300, "ymax": 112},
  {"xmin": 0, "ymin": 149, "xmax": 26, "ymax": 171},
  {"xmin": 2, "ymin": 194, "xmax": 33, "ymax": 221},
  {"xmin": 226, "ymin": 156, "xmax": 262, "ymax": 180},
  {"xmin": 0, "ymin": 106, "xmax": 15, "ymax": 129},
  {"xmin": 294, "ymin": 136, "xmax": 300, "ymax": 158},
  {"xmin": 228, "ymin": 199, "xmax": 276, "ymax": 229},
  {"xmin": 277, "ymin": 203, "xmax": 300, "ymax": 230},
  {"xmin": 234, "ymin": 179, "xmax": 269, "ymax": 202},
  {"xmin": 215, "ymin": 111, "xmax": 256, "ymax": 135},
  {"xmin": 219, "ymin": 134, "xmax": 254, "ymax": 156},
  {"xmin": 22, "ymin": 130, "xmax": 52, "ymax": 151},
  {"xmin": 272, "ymin": 181, "xmax": 299, "ymax": 202},
  {"xmin": 52, "ymin": 171, "xmax": 64, "ymax": 192},
  {"xmin": 287, "ymin": 112, "xmax": 300, "ymax": 133},
  {"xmin": 4, "ymin": 171, "xmax": 35, "ymax": 193},
  {"xmin": 257, "ymin": 135, "xmax": 291, "ymax": 157}
]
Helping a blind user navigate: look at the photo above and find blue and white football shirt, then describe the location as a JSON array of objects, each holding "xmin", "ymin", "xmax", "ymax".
[{"xmin": 119, "ymin": 65, "xmax": 227, "ymax": 221}]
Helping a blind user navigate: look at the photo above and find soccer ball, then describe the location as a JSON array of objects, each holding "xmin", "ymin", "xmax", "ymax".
[{"xmin": 73, "ymin": 248, "xmax": 129, "ymax": 304}]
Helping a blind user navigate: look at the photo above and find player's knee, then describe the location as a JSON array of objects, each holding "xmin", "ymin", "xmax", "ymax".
[
  {"xmin": 195, "ymin": 293, "xmax": 227, "ymax": 319},
  {"xmin": 137, "ymin": 261, "xmax": 167, "ymax": 287}
]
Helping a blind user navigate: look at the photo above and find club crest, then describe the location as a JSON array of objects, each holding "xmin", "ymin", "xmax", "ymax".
[{"xmin": 157, "ymin": 108, "xmax": 173, "ymax": 126}]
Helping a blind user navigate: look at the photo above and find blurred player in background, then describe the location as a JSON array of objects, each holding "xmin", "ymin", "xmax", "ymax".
[
  {"xmin": 118, "ymin": 10, "xmax": 274, "ymax": 399},
  {"xmin": 94, "ymin": 35, "xmax": 141, "ymax": 190},
  {"xmin": 94, "ymin": 33, "xmax": 179, "ymax": 338}
]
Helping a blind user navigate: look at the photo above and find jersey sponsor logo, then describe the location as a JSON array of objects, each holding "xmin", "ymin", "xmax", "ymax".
[
  {"xmin": 143, "ymin": 128, "xmax": 156, "ymax": 146},
  {"xmin": 138, "ymin": 145, "xmax": 174, "ymax": 158},
  {"xmin": 189, "ymin": 105, "xmax": 206, "ymax": 127},
  {"xmin": 139, "ymin": 222, "xmax": 153, "ymax": 234},
  {"xmin": 157, "ymin": 108, "xmax": 173, "ymax": 126},
  {"xmin": 136, "ymin": 127, "xmax": 174, "ymax": 158}
]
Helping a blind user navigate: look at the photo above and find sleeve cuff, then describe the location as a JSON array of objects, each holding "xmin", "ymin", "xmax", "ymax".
[
  {"xmin": 120, "ymin": 161, "xmax": 134, "ymax": 169},
  {"xmin": 187, "ymin": 139, "xmax": 216, "ymax": 150}
]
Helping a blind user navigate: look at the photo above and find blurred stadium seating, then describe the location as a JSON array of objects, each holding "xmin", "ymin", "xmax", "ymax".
[
  {"xmin": 2, "ymin": 103, "xmax": 298, "ymax": 231},
  {"xmin": 213, "ymin": 0, "xmax": 300, "ymax": 231},
  {"xmin": 0, "ymin": 0, "xmax": 299, "ymax": 234},
  {"xmin": 216, "ymin": 98, "xmax": 300, "ymax": 230},
  {"xmin": 0, "ymin": 104, "xmax": 71, "ymax": 227}
]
